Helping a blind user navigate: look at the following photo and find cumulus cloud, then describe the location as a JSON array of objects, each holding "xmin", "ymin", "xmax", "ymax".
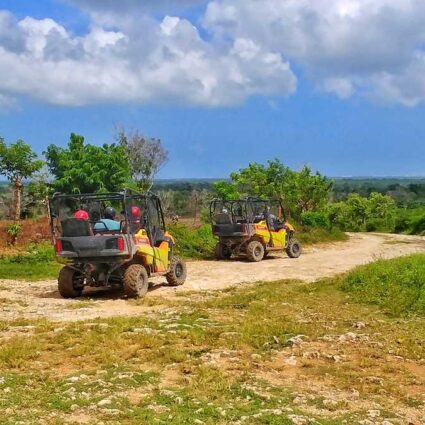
[
  {"xmin": 1, "ymin": 0, "xmax": 425, "ymax": 107},
  {"xmin": 0, "ymin": 8, "xmax": 296, "ymax": 106},
  {"xmin": 203, "ymin": 0, "xmax": 425, "ymax": 105}
]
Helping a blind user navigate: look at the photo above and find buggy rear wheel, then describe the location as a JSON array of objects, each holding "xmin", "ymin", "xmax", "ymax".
[
  {"xmin": 58, "ymin": 266, "xmax": 84, "ymax": 299},
  {"xmin": 286, "ymin": 238, "xmax": 302, "ymax": 258},
  {"xmin": 123, "ymin": 264, "xmax": 149, "ymax": 298},
  {"xmin": 166, "ymin": 256, "xmax": 187, "ymax": 286},
  {"xmin": 246, "ymin": 240, "xmax": 265, "ymax": 262},
  {"xmin": 215, "ymin": 243, "xmax": 232, "ymax": 260}
]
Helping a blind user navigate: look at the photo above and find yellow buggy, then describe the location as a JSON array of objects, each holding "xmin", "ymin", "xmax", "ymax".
[
  {"xmin": 210, "ymin": 198, "xmax": 302, "ymax": 262},
  {"xmin": 49, "ymin": 190, "xmax": 186, "ymax": 299}
]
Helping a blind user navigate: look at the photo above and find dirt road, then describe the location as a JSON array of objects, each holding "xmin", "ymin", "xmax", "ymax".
[{"xmin": 1, "ymin": 232, "xmax": 424, "ymax": 322}]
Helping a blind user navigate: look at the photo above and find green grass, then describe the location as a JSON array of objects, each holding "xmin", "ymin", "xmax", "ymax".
[
  {"xmin": 341, "ymin": 253, "xmax": 425, "ymax": 316},
  {"xmin": 1, "ymin": 263, "xmax": 425, "ymax": 423},
  {"xmin": 297, "ymin": 226, "xmax": 347, "ymax": 245},
  {"xmin": 168, "ymin": 224, "xmax": 217, "ymax": 259},
  {"xmin": 0, "ymin": 243, "xmax": 61, "ymax": 281},
  {"xmin": 395, "ymin": 206, "xmax": 425, "ymax": 235},
  {"xmin": 0, "ymin": 261, "xmax": 61, "ymax": 280}
]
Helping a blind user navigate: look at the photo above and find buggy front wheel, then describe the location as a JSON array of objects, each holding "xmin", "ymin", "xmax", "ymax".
[
  {"xmin": 166, "ymin": 256, "xmax": 187, "ymax": 286},
  {"xmin": 286, "ymin": 239, "xmax": 302, "ymax": 258}
]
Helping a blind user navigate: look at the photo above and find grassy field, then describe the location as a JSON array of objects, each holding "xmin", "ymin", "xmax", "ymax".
[
  {"xmin": 0, "ymin": 243, "xmax": 61, "ymax": 281},
  {"xmin": 0, "ymin": 254, "xmax": 424, "ymax": 424}
]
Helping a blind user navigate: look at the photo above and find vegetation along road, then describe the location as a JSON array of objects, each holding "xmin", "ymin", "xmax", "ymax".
[{"xmin": 0, "ymin": 232, "xmax": 424, "ymax": 323}]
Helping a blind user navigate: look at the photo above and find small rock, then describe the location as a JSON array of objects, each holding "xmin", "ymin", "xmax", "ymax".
[
  {"xmin": 367, "ymin": 409, "xmax": 381, "ymax": 418},
  {"xmin": 323, "ymin": 399, "xmax": 338, "ymax": 408},
  {"xmin": 284, "ymin": 356, "xmax": 297, "ymax": 366},
  {"xmin": 302, "ymin": 351, "xmax": 320, "ymax": 359},
  {"xmin": 338, "ymin": 332, "xmax": 358, "ymax": 342},
  {"xmin": 353, "ymin": 322, "xmax": 366, "ymax": 329},
  {"xmin": 194, "ymin": 420, "xmax": 205, "ymax": 425},
  {"xmin": 70, "ymin": 404, "xmax": 79, "ymax": 411},
  {"xmin": 293, "ymin": 396, "xmax": 307, "ymax": 405},
  {"xmin": 366, "ymin": 376, "xmax": 384, "ymax": 385},
  {"xmin": 288, "ymin": 414, "xmax": 309, "ymax": 425},
  {"xmin": 97, "ymin": 399, "xmax": 112, "ymax": 407},
  {"xmin": 287, "ymin": 335, "xmax": 307, "ymax": 346}
]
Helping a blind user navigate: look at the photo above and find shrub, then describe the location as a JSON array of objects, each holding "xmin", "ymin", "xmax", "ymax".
[
  {"xmin": 394, "ymin": 207, "xmax": 425, "ymax": 235},
  {"xmin": 168, "ymin": 224, "xmax": 216, "ymax": 259},
  {"xmin": 341, "ymin": 254, "xmax": 425, "ymax": 316},
  {"xmin": 301, "ymin": 211, "xmax": 330, "ymax": 229},
  {"xmin": 5, "ymin": 223, "xmax": 22, "ymax": 245}
]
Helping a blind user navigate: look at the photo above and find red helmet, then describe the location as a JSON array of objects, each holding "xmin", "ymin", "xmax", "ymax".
[
  {"xmin": 131, "ymin": 206, "xmax": 141, "ymax": 219},
  {"xmin": 74, "ymin": 210, "xmax": 89, "ymax": 221}
]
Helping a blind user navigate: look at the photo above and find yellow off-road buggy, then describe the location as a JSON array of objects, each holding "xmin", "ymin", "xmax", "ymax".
[
  {"xmin": 210, "ymin": 198, "xmax": 302, "ymax": 262},
  {"xmin": 49, "ymin": 190, "xmax": 186, "ymax": 299}
]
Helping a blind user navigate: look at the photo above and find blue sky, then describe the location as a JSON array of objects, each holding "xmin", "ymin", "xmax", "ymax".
[{"xmin": 0, "ymin": 0, "xmax": 424, "ymax": 178}]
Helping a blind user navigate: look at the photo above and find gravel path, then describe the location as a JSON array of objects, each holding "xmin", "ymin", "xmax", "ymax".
[{"xmin": 1, "ymin": 233, "xmax": 424, "ymax": 322}]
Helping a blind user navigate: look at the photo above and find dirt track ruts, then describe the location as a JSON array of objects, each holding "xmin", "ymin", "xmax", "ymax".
[{"xmin": 0, "ymin": 232, "xmax": 424, "ymax": 322}]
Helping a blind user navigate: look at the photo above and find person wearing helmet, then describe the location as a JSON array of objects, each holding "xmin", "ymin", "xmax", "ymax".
[
  {"xmin": 129, "ymin": 205, "xmax": 143, "ymax": 233},
  {"xmin": 94, "ymin": 206, "xmax": 121, "ymax": 232},
  {"xmin": 74, "ymin": 210, "xmax": 89, "ymax": 221}
]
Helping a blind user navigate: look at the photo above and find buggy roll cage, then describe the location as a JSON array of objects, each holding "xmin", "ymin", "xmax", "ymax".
[
  {"xmin": 49, "ymin": 189, "xmax": 167, "ymax": 237},
  {"xmin": 209, "ymin": 197, "xmax": 286, "ymax": 224}
]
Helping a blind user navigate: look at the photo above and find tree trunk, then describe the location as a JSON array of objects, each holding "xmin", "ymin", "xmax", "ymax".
[{"xmin": 13, "ymin": 179, "xmax": 23, "ymax": 221}]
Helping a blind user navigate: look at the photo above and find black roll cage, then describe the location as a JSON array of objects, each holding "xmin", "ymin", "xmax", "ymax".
[
  {"xmin": 209, "ymin": 197, "xmax": 285, "ymax": 224},
  {"xmin": 49, "ymin": 189, "xmax": 167, "ymax": 240}
]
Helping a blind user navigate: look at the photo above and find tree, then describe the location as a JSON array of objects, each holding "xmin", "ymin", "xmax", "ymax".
[
  {"xmin": 117, "ymin": 129, "xmax": 168, "ymax": 192},
  {"xmin": 286, "ymin": 166, "xmax": 333, "ymax": 216},
  {"xmin": 25, "ymin": 171, "xmax": 51, "ymax": 217},
  {"xmin": 45, "ymin": 133, "xmax": 131, "ymax": 194},
  {"xmin": 190, "ymin": 188, "xmax": 209, "ymax": 224},
  {"xmin": 0, "ymin": 138, "xmax": 44, "ymax": 220},
  {"xmin": 230, "ymin": 159, "xmax": 294, "ymax": 202},
  {"xmin": 229, "ymin": 159, "xmax": 332, "ymax": 219},
  {"xmin": 367, "ymin": 192, "xmax": 396, "ymax": 230},
  {"xmin": 212, "ymin": 181, "xmax": 240, "ymax": 200}
]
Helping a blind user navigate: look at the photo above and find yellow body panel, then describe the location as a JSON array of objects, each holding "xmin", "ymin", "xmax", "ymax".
[
  {"xmin": 253, "ymin": 220, "xmax": 287, "ymax": 249},
  {"xmin": 133, "ymin": 228, "xmax": 171, "ymax": 272}
]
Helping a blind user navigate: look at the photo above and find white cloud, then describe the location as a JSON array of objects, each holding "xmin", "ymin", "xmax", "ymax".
[
  {"xmin": 0, "ymin": 8, "xmax": 296, "ymax": 106},
  {"xmin": 203, "ymin": 0, "xmax": 425, "ymax": 106},
  {"xmin": 1, "ymin": 0, "xmax": 425, "ymax": 107}
]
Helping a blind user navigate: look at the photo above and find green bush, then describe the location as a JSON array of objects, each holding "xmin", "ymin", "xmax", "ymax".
[
  {"xmin": 297, "ymin": 226, "xmax": 347, "ymax": 245},
  {"xmin": 341, "ymin": 254, "xmax": 425, "ymax": 316},
  {"xmin": 301, "ymin": 211, "xmax": 330, "ymax": 229},
  {"xmin": 168, "ymin": 224, "xmax": 216, "ymax": 259},
  {"xmin": 0, "ymin": 243, "xmax": 60, "ymax": 280},
  {"xmin": 395, "ymin": 207, "xmax": 425, "ymax": 235},
  {"xmin": 0, "ymin": 243, "xmax": 55, "ymax": 264}
]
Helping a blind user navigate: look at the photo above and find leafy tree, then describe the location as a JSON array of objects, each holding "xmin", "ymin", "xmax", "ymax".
[
  {"xmin": 45, "ymin": 133, "xmax": 131, "ymax": 194},
  {"xmin": 117, "ymin": 129, "xmax": 168, "ymax": 192},
  {"xmin": 229, "ymin": 160, "xmax": 332, "ymax": 218},
  {"xmin": 328, "ymin": 192, "xmax": 396, "ymax": 232},
  {"xmin": 24, "ymin": 171, "xmax": 51, "ymax": 217},
  {"xmin": 284, "ymin": 166, "xmax": 333, "ymax": 217},
  {"xmin": 212, "ymin": 181, "xmax": 240, "ymax": 200},
  {"xmin": 230, "ymin": 159, "xmax": 294, "ymax": 201},
  {"xmin": 0, "ymin": 138, "xmax": 44, "ymax": 220}
]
